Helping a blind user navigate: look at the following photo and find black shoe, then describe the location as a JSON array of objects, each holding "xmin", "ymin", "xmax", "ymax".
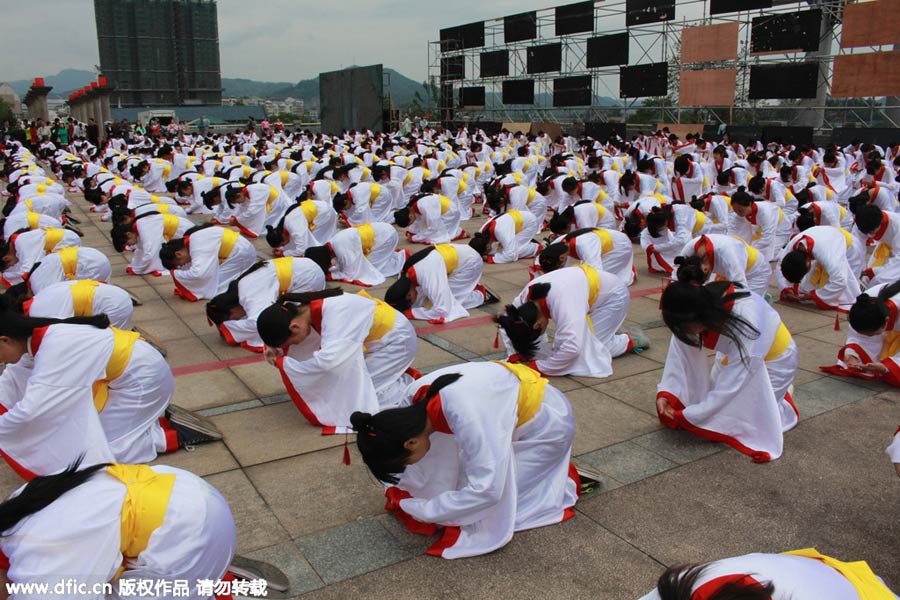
[{"xmin": 479, "ymin": 284, "xmax": 501, "ymax": 305}]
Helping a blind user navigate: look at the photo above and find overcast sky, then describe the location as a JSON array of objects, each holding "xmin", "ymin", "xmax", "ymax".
[{"xmin": 1, "ymin": 0, "xmax": 567, "ymax": 84}]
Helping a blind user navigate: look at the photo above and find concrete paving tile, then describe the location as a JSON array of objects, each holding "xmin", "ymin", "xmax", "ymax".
[
  {"xmin": 578, "ymin": 440, "xmax": 678, "ymax": 484},
  {"xmin": 793, "ymin": 368, "xmax": 824, "ymax": 386},
  {"xmin": 150, "ymin": 441, "xmax": 238, "ymax": 476},
  {"xmin": 230, "ymin": 361, "xmax": 285, "ymax": 397},
  {"xmin": 592, "ymin": 368, "xmax": 666, "ymax": 416},
  {"xmin": 199, "ymin": 332, "xmax": 259, "ymax": 360},
  {"xmin": 295, "ymin": 519, "xmax": 412, "ymax": 585},
  {"xmin": 242, "ymin": 541, "xmax": 324, "ymax": 597},
  {"xmin": 204, "ymin": 469, "xmax": 291, "ymax": 553},
  {"xmin": 172, "ymin": 369, "xmax": 255, "ymax": 410},
  {"xmin": 549, "ymin": 376, "xmax": 587, "ymax": 392},
  {"xmin": 130, "ymin": 298, "xmax": 181, "ymax": 322},
  {"xmin": 211, "ymin": 403, "xmax": 343, "ymax": 466},
  {"xmin": 163, "ymin": 335, "xmax": 219, "ymax": 368},
  {"xmin": 775, "ymin": 302, "xmax": 836, "ymax": 333},
  {"xmin": 576, "ymin": 397, "xmax": 900, "ymax": 587},
  {"xmin": 410, "ymin": 341, "xmax": 459, "ymax": 370},
  {"xmin": 628, "ymin": 325, "xmax": 671, "ymax": 364},
  {"xmin": 245, "ymin": 448, "xmax": 386, "ymax": 537},
  {"xmin": 437, "ymin": 321, "xmax": 503, "ymax": 357},
  {"xmin": 567, "ymin": 387, "xmax": 662, "ymax": 456},
  {"xmin": 373, "ymin": 513, "xmax": 439, "ymax": 554},
  {"xmin": 794, "ymin": 334, "xmax": 842, "ymax": 373},
  {"xmin": 129, "ymin": 315, "xmax": 193, "ymax": 342},
  {"xmin": 419, "ymin": 333, "xmax": 478, "ymax": 360},
  {"xmin": 573, "ymin": 353, "xmax": 664, "ymax": 389},
  {"xmin": 626, "ymin": 296, "xmax": 663, "ymax": 324},
  {"xmin": 631, "ymin": 428, "xmax": 724, "ymax": 465},
  {"xmin": 198, "ymin": 398, "xmax": 263, "ymax": 417},
  {"xmin": 792, "ymin": 376, "xmax": 876, "ymax": 420},
  {"xmin": 797, "ymin": 322, "xmax": 849, "ymax": 346},
  {"xmin": 0, "ymin": 463, "xmax": 25, "ymax": 501},
  {"xmin": 303, "ymin": 514, "xmax": 662, "ymax": 600}
]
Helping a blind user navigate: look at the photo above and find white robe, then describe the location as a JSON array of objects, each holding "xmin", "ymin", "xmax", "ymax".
[
  {"xmin": 328, "ymin": 223, "xmax": 406, "ymax": 286},
  {"xmin": 2, "ymin": 212, "xmax": 61, "ymax": 240},
  {"xmin": 405, "ymin": 245, "xmax": 484, "ymax": 323},
  {"xmin": 130, "ymin": 214, "xmax": 195, "ymax": 275},
  {"xmin": 553, "ymin": 228, "xmax": 635, "ymax": 286},
  {"xmin": 679, "ymin": 234, "xmax": 772, "ymax": 297},
  {"xmin": 0, "ymin": 465, "xmax": 236, "ymax": 600},
  {"xmin": 171, "ymin": 227, "xmax": 258, "ymax": 301},
  {"xmin": 275, "ymin": 200, "xmax": 337, "ymax": 257},
  {"xmin": 28, "ymin": 247, "xmax": 112, "ymax": 295},
  {"xmin": 219, "ymin": 258, "xmax": 326, "ymax": 351},
  {"xmin": 481, "ymin": 210, "xmax": 540, "ymax": 264},
  {"xmin": 406, "ymin": 194, "xmax": 463, "ymax": 244},
  {"xmin": 2, "ymin": 228, "xmax": 81, "ymax": 286},
  {"xmin": 393, "ymin": 362, "xmax": 578, "ymax": 559},
  {"xmin": 730, "ymin": 201, "xmax": 783, "ymax": 262},
  {"xmin": 28, "ymin": 280, "xmax": 134, "ymax": 329},
  {"xmin": 0, "ymin": 324, "xmax": 173, "ymax": 478},
  {"xmin": 278, "ymin": 293, "xmax": 417, "ymax": 433},
  {"xmin": 657, "ymin": 290, "xmax": 799, "ymax": 462},
  {"xmin": 642, "ymin": 205, "xmax": 709, "ymax": 274},
  {"xmin": 230, "ymin": 183, "xmax": 289, "ymax": 239},
  {"xmin": 863, "ymin": 211, "xmax": 900, "ymax": 288}
]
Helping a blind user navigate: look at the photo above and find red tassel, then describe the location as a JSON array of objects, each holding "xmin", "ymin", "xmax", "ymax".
[
  {"xmin": 658, "ymin": 277, "xmax": 668, "ymax": 309},
  {"xmin": 493, "ymin": 328, "xmax": 500, "ymax": 349},
  {"xmin": 834, "ymin": 312, "xmax": 841, "ymax": 331},
  {"xmin": 342, "ymin": 433, "xmax": 351, "ymax": 465}
]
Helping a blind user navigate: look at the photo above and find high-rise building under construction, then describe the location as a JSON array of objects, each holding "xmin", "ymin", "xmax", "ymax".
[{"xmin": 94, "ymin": 0, "xmax": 222, "ymax": 106}]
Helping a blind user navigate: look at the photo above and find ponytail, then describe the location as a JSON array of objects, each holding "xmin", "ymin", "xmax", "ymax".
[
  {"xmin": 548, "ymin": 207, "xmax": 574, "ymax": 235},
  {"xmin": 0, "ymin": 312, "xmax": 110, "ymax": 340}
]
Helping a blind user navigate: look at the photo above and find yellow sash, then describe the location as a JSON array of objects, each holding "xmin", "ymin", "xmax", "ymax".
[
  {"xmin": 330, "ymin": 181, "xmax": 339, "ymax": 196},
  {"xmin": 651, "ymin": 192, "xmax": 667, "ymax": 205},
  {"xmin": 70, "ymin": 279, "xmax": 99, "ymax": 317},
  {"xmin": 872, "ymin": 242, "xmax": 892, "ymax": 268},
  {"xmin": 42, "ymin": 228, "xmax": 64, "ymax": 253},
  {"xmin": 106, "ymin": 464, "xmax": 175, "ymax": 563},
  {"xmin": 507, "ymin": 209, "xmax": 524, "ymax": 234},
  {"xmin": 692, "ymin": 210, "xmax": 707, "ymax": 235},
  {"xmin": 162, "ymin": 164, "xmax": 171, "ymax": 179},
  {"xmin": 434, "ymin": 244, "xmax": 458, "ymax": 274},
  {"xmin": 782, "ymin": 548, "xmax": 895, "ymax": 599},
  {"xmin": 423, "ymin": 168, "xmax": 432, "ymax": 180},
  {"xmin": 280, "ymin": 171, "xmax": 289, "ymax": 186},
  {"xmin": 358, "ymin": 290, "xmax": 396, "ymax": 349},
  {"xmin": 491, "ymin": 361, "xmax": 547, "ymax": 426},
  {"xmin": 403, "ymin": 172, "xmax": 413, "ymax": 186},
  {"xmin": 595, "ymin": 203, "xmax": 607, "ymax": 222},
  {"xmin": 156, "ymin": 204, "xmax": 171, "ymax": 214},
  {"xmin": 26, "ymin": 212, "xmax": 40, "ymax": 229},
  {"xmin": 513, "ymin": 172, "xmax": 523, "ymax": 185},
  {"xmin": 439, "ymin": 195, "xmax": 451, "ymax": 214},
  {"xmin": 838, "ymin": 227, "xmax": 853, "ymax": 249},
  {"xmin": 880, "ymin": 330, "xmax": 900, "ymax": 360},
  {"xmin": 356, "ymin": 222, "xmax": 375, "ymax": 257},
  {"xmin": 744, "ymin": 243, "xmax": 759, "ymax": 270},
  {"xmin": 161, "ymin": 214, "xmax": 180, "ymax": 241},
  {"xmin": 36, "ymin": 184, "xmax": 46, "ymax": 195},
  {"xmin": 300, "ymin": 200, "xmax": 318, "ymax": 230},
  {"xmin": 23, "ymin": 199, "xmax": 33, "ymax": 211},
  {"xmin": 595, "ymin": 229, "xmax": 613, "ymax": 254},
  {"xmin": 272, "ymin": 257, "xmax": 293, "ymax": 295},
  {"xmin": 810, "ymin": 263, "xmax": 829, "ymax": 288},
  {"xmin": 218, "ymin": 229, "xmax": 239, "ymax": 263},
  {"xmin": 579, "ymin": 263, "xmax": 601, "ymax": 334},
  {"xmin": 92, "ymin": 328, "xmax": 141, "ymax": 412},
  {"xmin": 266, "ymin": 186, "xmax": 279, "ymax": 213},
  {"xmin": 57, "ymin": 246, "xmax": 79, "ymax": 279},
  {"xmin": 527, "ymin": 187, "xmax": 536, "ymax": 205},
  {"xmin": 764, "ymin": 323, "xmax": 792, "ymax": 361},
  {"xmin": 457, "ymin": 180, "xmax": 467, "ymax": 194},
  {"xmin": 370, "ymin": 183, "xmax": 381, "ymax": 205}
]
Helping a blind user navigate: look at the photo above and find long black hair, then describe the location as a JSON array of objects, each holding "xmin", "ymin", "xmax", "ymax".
[
  {"xmin": 265, "ymin": 201, "xmax": 304, "ymax": 248},
  {"xmin": 158, "ymin": 223, "xmax": 214, "ymax": 270},
  {"xmin": 205, "ymin": 261, "xmax": 269, "ymax": 325},
  {"xmin": 0, "ymin": 312, "xmax": 110, "ymax": 340},
  {"xmin": 493, "ymin": 283, "xmax": 551, "ymax": 360},
  {"xmin": 548, "ymin": 206, "xmax": 575, "ymax": 235},
  {"xmin": 0, "ymin": 458, "xmax": 111, "ymax": 535},
  {"xmin": 352, "ymin": 372, "xmax": 463, "ymax": 484},
  {"xmin": 645, "ymin": 205, "xmax": 673, "ymax": 238},
  {"xmin": 661, "ymin": 261, "xmax": 758, "ymax": 356},
  {"xmin": 656, "ymin": 564, "xmax": 775, "ymax": 600},
  {"xmin": 255, "ymin": 289, "xmax": 344, "ymax": 347},
  {"xmin": 848, "ymin": 279, "xmax": 900, "ymax": 333},
  {"xmin": 384, "ymin": 246, "xmax": 438, "ymax": 311}
]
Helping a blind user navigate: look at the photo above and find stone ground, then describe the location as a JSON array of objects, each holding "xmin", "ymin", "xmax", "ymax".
[{"xmin": 4, "ymin": 191, "xmax": 898, "ymax": 599}]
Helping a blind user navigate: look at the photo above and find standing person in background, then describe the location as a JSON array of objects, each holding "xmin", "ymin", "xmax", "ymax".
[
  {"xmin": 198, "ymin": 115, "xmax": 209, "ymax": 137},
  {"xmin": 86, "ymin": 117, "xmax": 99, "ymax": 147}
]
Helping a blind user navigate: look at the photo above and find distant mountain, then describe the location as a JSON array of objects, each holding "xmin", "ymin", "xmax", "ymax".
[
  {"xmin": 220, "ymin": 78, "xmax": 295, "ymax": 99},
  {"xmin": 5, "ymin": 69, "xmax": 97, "ymax": 99}
]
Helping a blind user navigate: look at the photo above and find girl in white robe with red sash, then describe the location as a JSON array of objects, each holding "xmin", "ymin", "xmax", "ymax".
[
  {"xmin": 26, "ymin": 247, "xmax": 113, "ymax": 295},
  {"xmin": 537, "ymin": 228, "xmax": 635, "ymax": 286},
  {"xmin": 113, "ymin": 212, "xmax": 195, "ymax": 276},
  {"xmin": 334, "ymin": 182, "xmax": 390, "ymax": 226},
  {"xmin": 677, "ymin": 234, "xmax": 772, "ymax": 297},
  {"xmin": 496, "ymin": 265, "xmax": 643, "ymax": 378},
  {"xmin": 160, "ymin": 225, "xmax": 258, "ymax": 302},
  {"xmin": 729, "ymin": 189, "xmax": 784, "ymax": 262},
  {"xmin": 0, "ymin": 461, "xmax": 239, "ymax": 600},
  {"xmin": 256, "ymin": 290, "xmax": 418, "ymax": 434},
  {"xmin": 656, "ymin": 264, "xmax": 799, "ymax": 463},
  {"xmin": 27, "ymin": 280, "xmax": 134, "ymax": 330},
  {"xmin": 265, "ymin": 198, "xmax": 337, "ymax": 257},
  {"xmin": 821, "ymin": 281, "xmax": 900, "ymax": 388},
  {"xmin": 351, "ymin": 362, "xmax": 579, "ymax": 559},
  {"xmin": 548, "ymin": 200, "xmax": 616, "ymax": 235},
  {"xmin": 641, "ymin": 203, "xmax": 709, "ymax": 274},
  {"xmin": 395, "ymin": 193, "xmax": 465, "ymax": 245},
  {"xmin": 0, "ymin": 227, "xmax": 81, "ymax": 287},
  {"xmin": 384, "ymin": 244, "xmax": 490, "ymax": 324},
  {"xmin": 304, "ymin": 222, "xmax": 406, "ymax": 287},
  {"xmin": 0, "ymin": 315, "xmax": 178, "ymax": 479},
  {"xmin": 223, "ymin": 183, "xmax": 289, "ymax": 239},
  {"xmin": 206, "ymin": 258, "xmax": 326, "ymax": 353},
  {"xmin": 852, "ymin": 205, "xmax": 900, "ymax": 288},
  {"xmin": 470, "ymin": 209, "xmax": 541, "ymax": 264},
  {"xmin": 639, "ymin": 550, "xmax": 897, "ymax": 600}
]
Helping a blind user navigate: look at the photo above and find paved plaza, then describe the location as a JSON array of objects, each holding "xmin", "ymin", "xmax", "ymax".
[{"xmin": 5, "ymin": 194, "xmax": 896, "ymax": 599}]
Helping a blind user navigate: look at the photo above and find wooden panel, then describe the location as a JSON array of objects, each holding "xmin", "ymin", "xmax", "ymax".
[
  {"xmin": 832, "ymin": 50, "xmax": 900, "ymax": 97},
  {"xmin": 656, "ymin": 123, "xmax": 704, "ymax": 139},
  {"xmin": 841, "ymin": 0, "xmax": 900, "ymax": 49},
  {"xmin": 502, "ymin": 122, "xmax": 532, "ymax": 134},
  {"xmin": 681, "ymin": 22, "xmax": 739, "ymax": 63},
  {"xmin": 530, "ymin": 122, "xmax": 562, "ymax": 139},
  {"xmin": 679, "ymin": 69, "xmax": 737, "ymax": 106}
]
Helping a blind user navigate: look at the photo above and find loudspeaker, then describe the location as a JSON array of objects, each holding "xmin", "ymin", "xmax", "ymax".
[
  {"xmin": 584, "ymin": 122, "xmax": 627, "ymax": 141},
  {"xmin": 503, "ymin": 80, "xmax": 535, "ymax": 104},
  {"xmin": 587, "ymin": 32, "xmax": 629, "ymax": 68},
  {"xmin": 556, "ymin": 2, "xmax": 594, "ymax": 36},
  {"xmin": 459, "ymin": 86, "xmax": 486, "ymax": 107},
  {"xmin": 710, "ymin": 0, "xmax": 772, "ymax": 15},
  {"xmin": 751, "ymin": 10, "xmax": 822, "ymax": 53},
  {"xmin": 626, "ymin": 0, "xmax": 676, "ymax": 27},
  {"xmin": 620, "ymin": 62, "xmax": 668, "ymax": 97},
  {"xmin": 480, "ymin": 50, "xmax": 509, "ymax": 78},
  {"xmin": 440, "ymin": 56, "xmax": 465, "ymax": 81},
  {"xmin": 527, "ymin": 43, "xmax": 562, "ymax": 74},
  {"xmin": 748, "ymin": 63, "xmax": 818, "ymax": 99},
  {"xmin": 553, "ymin": 75, "xmax": 592, "ymax": 107},
  {"xmin": 439, "ymin": 22, "xmax": 485, "ymax": 52},
  {"xmin": 504, "ymin": 11, "xmax": 537, "ymax": 43}
]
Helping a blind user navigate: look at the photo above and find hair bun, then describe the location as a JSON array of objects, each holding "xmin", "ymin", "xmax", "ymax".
[{"xmin": 349, "ymin": 411, "xmax": 373, "ymax": 432}]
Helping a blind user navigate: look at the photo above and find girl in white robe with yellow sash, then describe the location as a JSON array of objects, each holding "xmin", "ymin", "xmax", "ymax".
[
  {"xmin": 677, "ymin": 234, "xmax": 772, "ymax": 297},
  {"xmin": 304, "ymin": 222, "xmax": 406, "ymax": 287},
  {"xmin": 384, "ymin": 244, "xmax": 490, "ymax": 324},
  {"xmin": 0, "ymin": 227, "xmax": 81, "ymax": 287},
  {"xmin": 656, "ymin": 262, "xmax": 799, "ymax": 463},
  {"xmin": 536, "ymin": 227, "xmax": 636, "ymax": 286},
  {"xmin": 223, "ymin": 183, "xmax": 289, "ymax": 239},
  {"xmin": 206, "ymin": 258, "xmax": 326, "ymax": 353},
  {"xmin": 264, "ymin": 197, "xmax": 337, "ymax": 257},
  {"xmin": 113, "ymin": 212, "xmax": 195, "ymax": 276},
  {"xmin": 160, "ymin": 225, "xmax": 258, "ymax": 302},
  {"xmin": 395, "ymin": 193, "xmax": 464, "ymax": 245},
  {"xmin": 641, "ymin": 202, "xmax": 709, "ymax": 274},
  {"xmin": 1, "ymin": 211, "xmax": 63, "ymax": 240},
  {"xmin": 0, "ymin": 315, "xmax": 178, "ymax": 480},
  {"xmin": 257, "ymin": 289, "xmax": 418, "ymax": 434},
  {"xmin": 853, "ymin": 205, "xmax": 900, "ymax": 288},
  {"xmin": 351, "ymin": 361, "xmax": 579, "ymax": 559},
  {"xmin": 27, "ymin": 280, "xmax": 134, "ymax": 330},
  {"xmin": 470, "ymin": 209, "xmax": 541, "ymax": 264},
  {"xmin": 639, "ymin": 550, "xmax": 897, "ymax": 600},
  {"xmin": 496, "ymin": 265, "xmax": 642, "ymax": 378},
  {"xmin": 0, "ymin": 460, "xmax": 238, "ymax": 600},
  {"xmin": 26, "ymin": 247, "xmax": 112, "ymax": 295}
]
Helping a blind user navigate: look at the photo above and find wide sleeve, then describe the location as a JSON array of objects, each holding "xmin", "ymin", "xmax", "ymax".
[
  {"xmin": 130, "ymin": 218, "xmax": 165, "ymax": 274},
  {"xmin": 535, "ymin": 292, "xmax": 589, "ymax": 376},
  {"xmin": 410, "ymin": 257, "xmax": 466, "ymax": 323},
  {"xmin": 887, "ymin": 428, "xmax": 900, "ymax": 463},
  {"xmin": 490, "ymin": 219, "xmax": 520, "ymax": 264}
]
